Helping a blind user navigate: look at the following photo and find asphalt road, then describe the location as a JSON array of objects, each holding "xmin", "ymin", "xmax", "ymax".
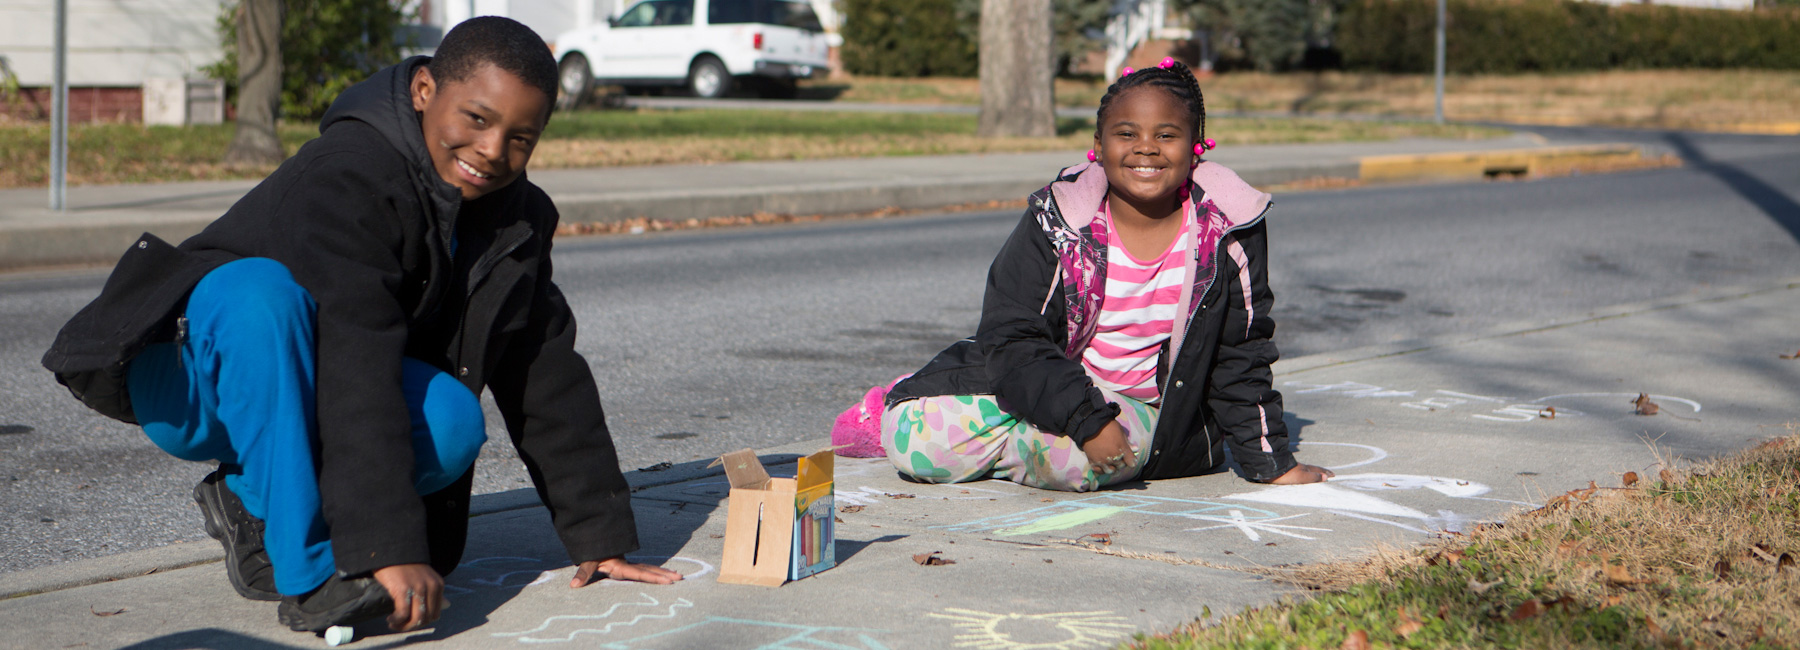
[{"xmin": 2, "ymin": 129, "xmax": 1796, "ymax": 576}]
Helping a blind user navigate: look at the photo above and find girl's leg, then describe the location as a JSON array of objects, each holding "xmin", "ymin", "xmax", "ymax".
[
  {"xmin": 880, "ymin": 395, "xmax": 1025, "ymax": 483},
  {"xmin": 993, "ymin": 390, "xmax": 1157, "ymax": 492}
]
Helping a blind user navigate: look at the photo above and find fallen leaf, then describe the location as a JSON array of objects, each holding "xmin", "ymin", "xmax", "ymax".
[
  {"xmin": 1604, "ymin": 563, "xmax": 1639, "ymax": 585},
  {"xmin": 1265, "ymin": 542, "xmax": 1278, "ymax": 546},
  {"xmin": 1714, "ymin": 560, "xmax": 1732, "ymax": 578},
  {"xmin": 1645, "ymin": 616, "xmax": 1664, "ymax": 639},
  {"xmin": 1751, "ymin": 545, "xmax": 1779, "ymax": 563},
  {"xmin": 1443, "ymin": 550, "xmax": 1465, "ymax": 564},
  {"xmin": 960, "ymin": 489, "xmax": 970, "ymax": 494},
  {"xmin": 1340, "ymin": 629, "xmax": 1370, "ymax": 650},
  {"xmin": 1781, "ymin": 350, "xmax": 1799, "ymax": 360},
  {"xmin": 1468, "ymin": 578, "xmax": 1504, "ymax": 594},
  {"xmin": 889, "ymin": 493, "xmax": 915, "ymax": 499},
  {"xmin": 1078, "ymin": 532, "xmax": 1113, "ymax": 546},
  {"xmin": 840, "ymin": 505, "xmax": 865, "ymax": 514},
  {"xmin": 1043, "ymin": 559, "xmax": 1052, "ymax": 564},
  {"xmin": 912, "ymin": 551, "xmax": 954, "ymax": 566},
  {"xmin": 1557, "ymin": 539, "xmax": 1588, "ymax": 557},
  {"xmin": 1040, "ymin": 498, "xmax": 1053, "ymax": 503},
  {"xmin": 1659, "ymin": 468, "xmax": 1676, "ymax": 484},
  {"xmin": 1622, "ymin": 471, "xmax": 1639, "ymax": 487},
  {"xmin": 90, "ymin": 607, "xmax": 125, "ymax": 617},
  {"xmin": 1509, "ymin": 600, "xmax": 1542, "ymax": 621},
  {"xmin": 1393, "ymin": 607, "xmax": 1425, "ymax": 638},
  {"xmin": 1538, "ymin": 406, "xmax": 1557, "ymax": 419},
  {"xmin": 1779, "ymin": 553, "xmax": 1794, "ymax": 573},
  {"xmin": 1633, "ymin": 393, "xmax": 1660, "ymax": 416},
  {"xmin": 1545, "ymin": 595, "xmax": 1577, "ymax": 608}
]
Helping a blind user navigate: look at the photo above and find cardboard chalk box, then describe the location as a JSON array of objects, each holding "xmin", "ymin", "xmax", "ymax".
[{"xmin": 714, "ymin": 448, "xmax": 836, "ymax": 586}]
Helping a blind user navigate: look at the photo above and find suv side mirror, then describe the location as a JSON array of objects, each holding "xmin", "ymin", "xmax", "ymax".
[{"xmin": 607, "ymin": 16, "xmax": 619, "ymax": 27}]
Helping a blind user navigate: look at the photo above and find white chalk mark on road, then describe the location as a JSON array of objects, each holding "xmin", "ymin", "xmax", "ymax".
[{"xmin": 1184, "ymin": 510, "xmax": 1330, "ymax": 541}]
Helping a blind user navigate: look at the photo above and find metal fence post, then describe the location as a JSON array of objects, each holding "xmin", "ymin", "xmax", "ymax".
[{"xmin": 50, "ymin": 0, "xmax": 68, "ymax": 210}]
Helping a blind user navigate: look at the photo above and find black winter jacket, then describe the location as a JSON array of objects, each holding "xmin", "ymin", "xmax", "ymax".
[
  {"xmin": 41, "ymin": 58, "xmax": 638, "ymax": 575},
  {"xmin": 888, "ymin": 161, "xmax": 1297, "ymax": 482}
]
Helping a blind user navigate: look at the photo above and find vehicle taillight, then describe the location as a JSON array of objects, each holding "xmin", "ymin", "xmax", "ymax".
[{"xmin": 753, "ymin": 32, "xmax": 763, "ymax": 50}]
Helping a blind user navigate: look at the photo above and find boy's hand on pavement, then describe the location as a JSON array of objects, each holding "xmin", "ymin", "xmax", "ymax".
[
  {"xmin": 1079, "ymin": 420, "xmax": 1137, "ymax": 476},
  {"xmin": 571, "ymin": 556, "xmax": 683, "ymax": 587},
  {"xmin": 372, "ymin": 563, "xmax": 446, "ymax": 632},
  {"xmin": 1269, "ymin": 463, "xmax": 1336, "ymax": 484}
]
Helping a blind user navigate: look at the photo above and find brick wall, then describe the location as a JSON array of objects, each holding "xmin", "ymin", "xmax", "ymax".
[{"xmin": 3, "ymin": 87, "xmax": 144, "ymax": 123}]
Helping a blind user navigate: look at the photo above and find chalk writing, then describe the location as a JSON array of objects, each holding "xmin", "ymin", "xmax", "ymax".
[
  {"xmin": 593, "ymin": 617, "xmax": 890, "ymax": 649},
  {"xmin": 1184, "ymin": 510, "xmax": 1330, "ymax": 541},
  {"xmin": 933, "ymin": 494, "xmax": 1282, "ymax": 536},
  {"xmin": 1224, "ymin": 473, "xmax": 1534, "ymax": 535},
  {"xmin": 1283, "ymin": 381, "xmax": 1701, "ymax": 423},
  {"xmin": 929, "ymin": 608, "xmax": 1137, "ymax": 650},
  {"xmin": 491, "ymin": 593, "xmax": 693, "ymax": 644}
]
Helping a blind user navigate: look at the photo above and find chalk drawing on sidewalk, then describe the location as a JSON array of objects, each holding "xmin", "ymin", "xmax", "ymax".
[
  {"xmin": 1224, "ymin": 473, "xmax": 1537, "ymax": 535},
  {"xmin": 837, "ymin": 483, "xmax": 1017, "ymax": 507},
  {"xmin": 591, "ymin": 617, "xmax": 890, "ymax": 649},
  {"xmin": 491, "ymin": 592, "xmax": 693, "ymax": 643},
  {"xmin": 928, "ymin": 608, "xmax": 1137, "ymax": 650},
  {"xmin": 1184, "ymin": 510, "xmax": 1330, "ymax": 541},
  {"xmin": 931, "ymin": 494, "xmax": 1282, "ymax": 536},
  {"xmin": 1306, "ymin": 441, "xmax": 1389, "ymax": 470},
  {"xmin": 445, "ymin": 556, "xmax": 713, "ymax": 595},
  {"xmin": 1283, "ymin": 381, "xmax": 1702, "ymax": 423}
]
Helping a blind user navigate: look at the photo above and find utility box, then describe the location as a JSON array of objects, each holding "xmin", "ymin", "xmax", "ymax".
[
  {"xmin": 714, "ymin": 448, "xmax": 836, "ymax": 586},
  {"xmin": 143, "ymin": 77, "xmax": 224, "ymax": 126}
]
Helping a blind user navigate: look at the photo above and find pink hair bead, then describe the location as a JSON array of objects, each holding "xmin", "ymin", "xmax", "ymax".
[
  {"xmin": 1120, "ymin": 66, "xmax": 1134, "ymax": 77},
  {"xmin": 1205, "ymin": 138, "xmax": 1217, "ymax": 150},
  {"xmin": 1087, "ymin": 149, "xmax": 1097, "ymax": 162},
  {"xmin": 1159, "ymin": 57, "xmax": 1175, "ymax": 68}
]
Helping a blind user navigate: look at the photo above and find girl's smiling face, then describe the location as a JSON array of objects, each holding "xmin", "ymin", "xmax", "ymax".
[{"xmin": 1094, "ymin": 87, "xmax": 1198, "ymax": 214}]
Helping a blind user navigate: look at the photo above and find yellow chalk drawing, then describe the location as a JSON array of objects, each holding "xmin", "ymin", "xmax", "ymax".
[
  {"xmin": 992, "ymin": 506, "xmax": 1123, "ymax": 536},
  {"xmin": 928, "ymin": 608, "xmax": 1137, "ymax": 650}
]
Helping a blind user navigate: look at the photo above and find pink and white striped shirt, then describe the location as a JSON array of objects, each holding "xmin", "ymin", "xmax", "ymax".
[{"xmin": 1080, "ymin": 200, "xmax": 1194, "ymax": 403}]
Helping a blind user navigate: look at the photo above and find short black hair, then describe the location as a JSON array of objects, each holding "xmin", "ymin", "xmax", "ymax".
[
  {"xmin": 429, "ymin": 17, "xmax": 558, "ymax": 105},
  {"xmin": 1095, "ymin": 61, "xmax": 1206, "ymax": 142}
]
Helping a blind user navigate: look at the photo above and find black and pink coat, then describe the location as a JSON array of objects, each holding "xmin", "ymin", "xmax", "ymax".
[{"xmin": 888, "ymin": 160, "xmax": 1297, "ymax": 482}]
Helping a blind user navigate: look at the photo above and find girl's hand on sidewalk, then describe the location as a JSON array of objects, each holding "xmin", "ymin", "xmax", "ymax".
[
  {"xmin": 372, "ymin": 563, "xmax": 446, "ymax": 631},
  {"xmin": 1269, "ymin": 463, "xmax": 1336, "ymax": 484},
  {"xmin": 1080, "ymin": 421, "xmax": 1137, "ymax": 476},
  {"xmin": 571, "ymin": 556, "xmax": 683, "ymax": 587}
]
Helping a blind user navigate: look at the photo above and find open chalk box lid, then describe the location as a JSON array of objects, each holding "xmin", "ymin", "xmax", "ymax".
[{"xmin": 711, "ymin": 448, "xmax": 836, "ymax": 586}]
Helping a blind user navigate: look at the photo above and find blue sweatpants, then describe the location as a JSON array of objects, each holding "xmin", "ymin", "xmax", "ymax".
[{"xmin": 127, "ymin": 258, "xmax": 487, "ymax": 596}]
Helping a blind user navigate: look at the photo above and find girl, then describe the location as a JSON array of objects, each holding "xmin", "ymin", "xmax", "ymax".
[{"xmin": 879, "ymin": 58, "xmax": 1333, "ymax": 491}]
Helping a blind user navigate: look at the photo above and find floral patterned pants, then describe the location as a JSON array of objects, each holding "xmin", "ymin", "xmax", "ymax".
[{"xmin": 879, "ymin": 389, "xmax": 1156, "ymax": 492}]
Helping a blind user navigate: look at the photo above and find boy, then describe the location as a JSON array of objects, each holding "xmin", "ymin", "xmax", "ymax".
[{"xmin": 41, "ymin": 17, "xmax": 678, "ymax": 634}]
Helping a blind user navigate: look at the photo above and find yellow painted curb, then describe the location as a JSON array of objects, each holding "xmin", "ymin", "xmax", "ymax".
[{"xmin": 1358, "ymin": 144, "xmax": 1647, "ymax": 184}]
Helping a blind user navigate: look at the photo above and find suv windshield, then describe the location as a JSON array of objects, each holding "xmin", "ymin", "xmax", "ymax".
[
  {"xmin": 617, "ymin": 0, "xmax": 694, "ymax": 27},
  {"xmin": 708, "ymin": 0, "xmax": 824, "ymax": 32}
]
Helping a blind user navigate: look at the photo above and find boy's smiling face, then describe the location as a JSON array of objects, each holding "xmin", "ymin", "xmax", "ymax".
[{"xmin": 411, "ymin": 63, "xmax": 550, "ymax": 200}]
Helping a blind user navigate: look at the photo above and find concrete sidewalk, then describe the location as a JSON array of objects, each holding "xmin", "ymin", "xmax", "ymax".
[
  {"xmin": 0, "ymin": 132, "xmax": 1659, "ymax": 271},
  {"xmin": 3, "ymin": 276, "xmax": 1791, "ymax": 649}
]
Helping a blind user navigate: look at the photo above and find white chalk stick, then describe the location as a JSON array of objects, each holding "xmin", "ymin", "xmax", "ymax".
[{"xmin": 324, "ymin": 625, "xmax": 353, "ymax": 646}]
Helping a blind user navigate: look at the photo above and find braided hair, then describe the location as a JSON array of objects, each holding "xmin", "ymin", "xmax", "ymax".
[{"xmin": 1094, "ymin": 60, "xmax": 1206, "ymax": 143}]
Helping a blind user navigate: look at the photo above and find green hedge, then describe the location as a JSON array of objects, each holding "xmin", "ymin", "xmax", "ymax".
[
  {"xmin": 839, "ymin": 0, "xmax": 978, "ymax": 77},
  {"xmin": 1339, "ymin": 0, "xmax": 1800, "ymax": 73}
]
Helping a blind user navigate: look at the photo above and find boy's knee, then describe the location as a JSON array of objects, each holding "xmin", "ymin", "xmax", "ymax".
[
  {"xmin": 191, "ymin": 258, "xmax": 314, "ymax": 327},
  {"xmin": 410, "ymin": 359, "xmax": 486, "ymax": 471}
]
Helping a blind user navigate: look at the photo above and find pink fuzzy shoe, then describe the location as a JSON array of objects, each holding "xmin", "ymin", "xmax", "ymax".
[{"xmin": 831, "ymin": 380, "xmax": 900, "ymax": 458}]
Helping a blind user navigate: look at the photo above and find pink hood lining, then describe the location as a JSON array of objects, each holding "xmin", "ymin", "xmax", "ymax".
[{"xmin": 1048, "ymin": 160, "xmax": 1272, "ymax": 231}]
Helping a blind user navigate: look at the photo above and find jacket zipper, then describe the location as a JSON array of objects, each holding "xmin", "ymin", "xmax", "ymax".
[{"xmin": 453, "ymin": 226, "xmax": 534, "ymax": 375}]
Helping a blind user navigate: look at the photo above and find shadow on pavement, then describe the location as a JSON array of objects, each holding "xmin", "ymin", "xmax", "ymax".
[
  {"xmin": 1662, "ymin": 132, "xmax": 1800, "ymax": 245},
  {"xmin": 118, "ymin": 628, "xmax": 310, "ymax": 649}
]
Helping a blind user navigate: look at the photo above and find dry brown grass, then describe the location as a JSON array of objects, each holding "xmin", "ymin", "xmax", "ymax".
[
  {"xmin": 818, "ymin": 69, "xmax": 1800, "ymax": 133},
  {"xmin": 1134, "ymin": 431, "xmax": 1800, "ymax": 649}
]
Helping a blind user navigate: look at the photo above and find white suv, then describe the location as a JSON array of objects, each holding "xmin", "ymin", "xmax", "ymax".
[{"xmin": 552, "ymin": 0, "xmax": 830, "ymax": 104}]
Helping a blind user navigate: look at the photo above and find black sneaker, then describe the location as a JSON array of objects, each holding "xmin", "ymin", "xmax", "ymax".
[
  {"xmin": 193, "ymin": 469, "xmax": 279, "ymax": 601},
  {"xmin": 277, "ymin": 572, "xmax": 394, "ymax": 632}
]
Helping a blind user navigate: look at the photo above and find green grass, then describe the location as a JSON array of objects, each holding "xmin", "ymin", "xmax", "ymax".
[
  {"xmin": 0, "ymin": 121, "xmax": 318, "ymax": 187},
  {"xmin": 1133, "ymin": 435, "xmax": 1800, "ymax": 650}
]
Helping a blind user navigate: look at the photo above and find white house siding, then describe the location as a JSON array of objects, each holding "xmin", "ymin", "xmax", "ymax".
[{"xmin": 0, "ymin": 0, "xmax": 224, "ymax": 87}]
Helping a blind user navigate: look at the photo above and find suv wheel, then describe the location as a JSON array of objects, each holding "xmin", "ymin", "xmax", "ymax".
[
  {"xmin": 557, "ymin": 54, "xmax": 593, "ymax": 111},
  {"xmin": 687, "ymin": 57, "xmax": 730, "ymax": 99}
]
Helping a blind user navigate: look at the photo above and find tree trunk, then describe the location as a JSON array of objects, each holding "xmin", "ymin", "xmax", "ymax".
[
  {"xmin": 224, "ymin": 0, "xmax": 284, "ymax": 167},
  {"xmin": 977, "ymin": 0, "xmax": 1055, "ymax": 138}
]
